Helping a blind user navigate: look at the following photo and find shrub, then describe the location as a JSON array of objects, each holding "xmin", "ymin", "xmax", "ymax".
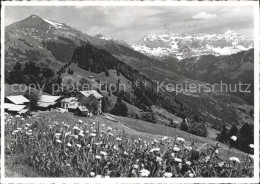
[
  {"xmin": 111, "ymin": 98, "xmax": 128, "ymax": 117},
  {"xmin": 140, "ymin": 112, "xmax": 157, "ymax": 123}
]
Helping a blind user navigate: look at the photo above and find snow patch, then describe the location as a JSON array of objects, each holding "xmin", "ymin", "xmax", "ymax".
[
  {"xmin": 43, "ymin": 19, "xmax": 67, "ymax": 29},
  {"xmin": 98, "ymin": 35, "xmax": 112, "ymax": 41},
  {"xmin": 132, "ymin": 31, "xmax": 253, "ymax": 59}
]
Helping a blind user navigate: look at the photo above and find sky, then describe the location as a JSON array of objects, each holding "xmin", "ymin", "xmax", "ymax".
[{"xmin": 5, "ymin": 6, "xmax": 254, "ymax": 44}]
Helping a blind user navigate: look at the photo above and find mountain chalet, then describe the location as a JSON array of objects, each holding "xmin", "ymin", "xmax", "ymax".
[{"xmin": 4, "ymin": 90, "xmax": 103, "ymax": 116}]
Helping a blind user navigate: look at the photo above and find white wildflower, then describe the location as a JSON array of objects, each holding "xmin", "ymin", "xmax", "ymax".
[
  {"xmin": 113, "ymin": 145, "xmax": 118, "ymax": 150},
  {"xmin": 100, "ymin": 151, "xmax": 107, "ymax": 156},
  {"xmin": 65, "ymin": 132, "xmax": 71, "ymax": 137},
  {"xmin": 249, "ymin": 144, "xmax": 254, "ymax": 149},
  {"xmin": 73, "ymin": 126, "xmax": 80, "ymax": 130},
  {"xmin": 229, "ymin": 157, "xmax": 240, "ymax": 163},
  {"xmin": 154, "ymin": 139, "xmax": 159, "ymax": 143},
  {"xmin": 189, "ymin": 173, "xmax": 194, "ymax": 177},
  {"xmin": 184, "ymin": 145, "xmax": 192, "ymax": 151},
  {"xmin": 150, "ymin": 148, "xmax": 160, "ymax": 152},
  {"xmin": 174, "ymin": 158, "xmax": 182, "ymax": 163},
  {"xmin": 230, "ymin": 136, "xmax": 237, "ymax": 141},
  {"xmin": 162, "ymin": 136, "xmax": 168, "ymax": 140},
  {"xmin": 90, "ymin": 172, "xmax": 95, "ymax": 176},
  {"xmin": 73, "ymin": 135, "xmax": 79, "ymax": 139},
  {"xmin": 176, "ymin": 137, "xmax": 185, "ymax": 142},
  {"xmin": 173, "ymin": 146, "xmax": 180, "ymax": 152},
  {"xmin": 56, "ymin": 139, "xmax": 62, "ymax": 143},
  {"xmin": 95, "ymin": 155, "xmax": 101, "ymax": 159},
  {"xmin": 163, "ymin": 172, "xmax": 173, "ymax": 178},
  {"xmin": 140, "ymin": 169, "xmax": 150, "ymax": 177},
  {"xmin": 186, "ymin": 161, "xmax": 191, "ymax": 166},
  {"xmin": 116, "ymin": 137, "xmax": 122, "ymax": 141},
  {"xmin": 79, "ymin": 131, "xmax": 84, "ymax": 137},
  {"xmin": 156, "ymin": 157, "xmax": 163, "ymax": 162},
  {"xmin": 133, "ymin": 164, "xmax": 139, "ymax": 169},
  {"xmin": 55, "ymin": 133, "xmax": 61, "ymax": 137},
  {"xmin": 108, "ymin": 132, "xmax": 114, "ymax": 136},
  {"xmin": 90, "ymin": 133, "xmax": 96, "ymax": 137}
]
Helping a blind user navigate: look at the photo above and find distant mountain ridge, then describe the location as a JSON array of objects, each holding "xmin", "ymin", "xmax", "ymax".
[{"xmin": 132, "ymin": 31, "xmax": 253, "ymax": 60}]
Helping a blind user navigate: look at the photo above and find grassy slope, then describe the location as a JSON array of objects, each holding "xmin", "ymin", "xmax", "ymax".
[{"xmin": 5, "ymin": 111, "xmax": 249, "ymax": 177}]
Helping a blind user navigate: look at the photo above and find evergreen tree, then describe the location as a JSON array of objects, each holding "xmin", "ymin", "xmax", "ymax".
[
  {"xmin": 228, "ymin": 124, "xmax": 238, "ymax": 137},
  {"xmin": 217, "ymin": 125, "xmax": 228, "ymax": 144},
  {"xmin": 180, "ymin": 118, "xmax": 189, "ymax": 131},
  {"xmin": 111, "ymin": 97, "xmax": 128, "ymax": 117},
  {"xmin": 105, "ymin": 69, "xmax": 109, "ymax": 77},
  {"xmin": 80, "ymin": 94, "xmax": 99, "ymax": 113},
  {"xmin": 67, "ymin": 68, "xmax": 74, "ymax": 75},
  {"xmin": 13, "ymin": 61, "xmax": 22, "ymax": 70},
  {"xmin": 101, "ymin": 96, "xmax": 111, "ymax": 113},
  {"xmin": 42, "ymin": 67, "xmax": 55, "ymax": 78},
  {"xmin": 24, "ymin": 90, "xmax": 39, "ymax": 111},
  {"xmin": 238, "ymin": 123, "xmax": 254, "ymax": 153}
]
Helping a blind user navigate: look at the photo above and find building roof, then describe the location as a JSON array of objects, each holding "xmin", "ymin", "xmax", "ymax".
[
  {"xmin": 39, "ymin": 95, "xmax": 62, "ymax": 103},
  {"xmin": 4, "ymin": 103, "xmax": 15, "ymax": 109},
  {"xmin": 8, "ymin": 105, "xmax": 27, "ymax": 112},
  {"xmin": 80, "ymin": 90, "xmax": 103, "ymax": 100},
  {"xmin": 76, "ymin": 106, "xmax": 89, "ymax": 112},
  {"xmin": 37, "ymin": 102, "xmax": 57, "ymax": 108},
  {"xmin": 5, "ymin": 95, "xmax": 29, "ymax": 105},
  {"xmin": 18, "ymin": 109, "xmax": 29, "ymax": 114},
  {"xmin": 68, "ymin": 102, "xmax": 79, "ymax": 109},
  {"xmin": 61, "ymin": 97, "xmax": 77, "ymax": 103}
]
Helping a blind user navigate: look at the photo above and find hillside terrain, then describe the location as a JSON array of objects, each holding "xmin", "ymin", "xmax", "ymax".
[{"xmin": 5, "ymin": 15, "xmax": 254, "ymax": 139}]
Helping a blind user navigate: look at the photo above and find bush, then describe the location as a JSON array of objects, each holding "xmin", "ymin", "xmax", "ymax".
[
  {"xmin": 189, "ymin": 121, "xmax": 208, "ymax": 138},
  {"xmin": 140, "ymin": 112, "xmax": 157, "ymax": 123},
  {"xmin": 168, "ymin": 119, "xmax": 179, "ymax": 128},
  {"xmin": 111, "ymin": 98, "xmax": 128, "ymax": 117}
]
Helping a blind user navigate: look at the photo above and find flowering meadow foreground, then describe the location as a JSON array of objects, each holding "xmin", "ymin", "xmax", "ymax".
[{"xmin": 5, "ymin": 113, "xmax": 254, "ymax": 178}]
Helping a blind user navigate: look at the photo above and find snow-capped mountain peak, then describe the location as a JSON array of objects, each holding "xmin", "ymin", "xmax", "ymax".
[{"xmin": 132, "ymin": 31, "xmax": 253, "ymax": 60}]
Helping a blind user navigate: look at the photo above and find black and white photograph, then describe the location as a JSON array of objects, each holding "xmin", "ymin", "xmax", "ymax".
[{"xmin": 1, "ymin": 1, "xmax": 259, "ymax": 183}]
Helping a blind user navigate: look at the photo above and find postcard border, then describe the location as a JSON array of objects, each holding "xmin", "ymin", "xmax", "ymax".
[{"xmin": 1, "ymin": 1, "xmax": 259, "ymax": 183}]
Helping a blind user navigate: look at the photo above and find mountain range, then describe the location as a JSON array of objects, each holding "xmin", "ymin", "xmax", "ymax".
[
  {"xmin": 5, "ymin": 15, "xmax": 254, "ymax": 130},
  {"xmin": 132, "ymin": 31, "xmax": 253, "ymax": 60}
]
